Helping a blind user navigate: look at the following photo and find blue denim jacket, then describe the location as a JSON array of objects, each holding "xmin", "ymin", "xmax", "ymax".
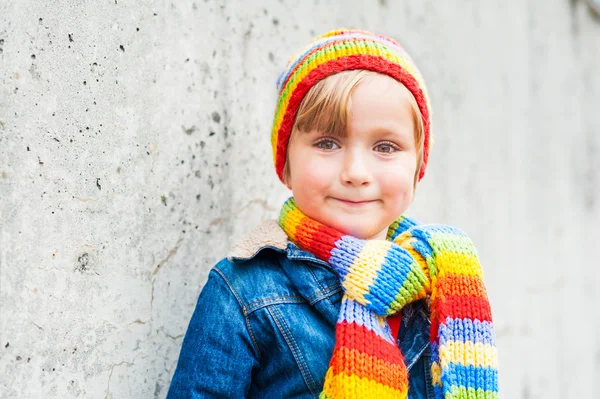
[{"xmin": 167, "ymin": 220, "xmax": 434, "ymax": 398}]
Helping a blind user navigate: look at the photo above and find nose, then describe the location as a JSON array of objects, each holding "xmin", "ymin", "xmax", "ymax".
[{"xmin": 340, "ymin": 148, "xmax": 371, "ymax": 186}]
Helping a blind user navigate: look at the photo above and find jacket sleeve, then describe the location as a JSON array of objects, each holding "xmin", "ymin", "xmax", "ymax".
[{"xmin": 166, "ymin": 266, "xmax": 260, "ymax": 398}]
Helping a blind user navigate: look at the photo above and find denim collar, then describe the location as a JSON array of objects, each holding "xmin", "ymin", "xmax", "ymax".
[
  {"xmin": 228, "ymin": 220, "xmax": 288, "ymax": 262},
  {"xmin": 228, "ymin": 220, "xmax": 329, "ymax": 268}
]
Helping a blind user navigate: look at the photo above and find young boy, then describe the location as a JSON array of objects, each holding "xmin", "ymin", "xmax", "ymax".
[{"xmin": 167, "ymin": 29, "xmax": 498, "ymax": 399}]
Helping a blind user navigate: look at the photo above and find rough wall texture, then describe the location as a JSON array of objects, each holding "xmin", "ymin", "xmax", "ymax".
[{"xmin": 1, "ymin": 1, "xmax": 599, "ymax": 398}]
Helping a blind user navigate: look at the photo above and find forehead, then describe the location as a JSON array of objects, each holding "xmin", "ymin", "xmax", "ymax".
[
  {"xmin": 351, "ymin": 73, "xmax": 414, "ymax": 111},
  {"xmin": 346, "ymin": 75, "xmax": 416, "ymax": 137},
  {"xmin": 292, "ymin": 70, "xmax": 418, "ymax": 140}
]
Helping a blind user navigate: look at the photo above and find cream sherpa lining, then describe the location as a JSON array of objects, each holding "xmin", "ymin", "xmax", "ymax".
[{"xmin": 227, "ymin": 220, "xmax": 288, "ymax": 261}]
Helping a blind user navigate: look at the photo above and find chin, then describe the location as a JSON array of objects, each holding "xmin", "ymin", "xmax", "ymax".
[{"xmin": 332, "ymin": 222, "xmax": 380, "ymax": 240}]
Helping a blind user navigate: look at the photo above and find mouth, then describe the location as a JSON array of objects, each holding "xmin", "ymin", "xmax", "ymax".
[{"xmin": 332, "ymin": 198, "xmax": 376, "ymax": 207}]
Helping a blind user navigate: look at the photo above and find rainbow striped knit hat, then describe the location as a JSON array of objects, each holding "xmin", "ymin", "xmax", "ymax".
[{"xmin": 271, "ymin": 28, "xmax": 432, "ymax": 183}]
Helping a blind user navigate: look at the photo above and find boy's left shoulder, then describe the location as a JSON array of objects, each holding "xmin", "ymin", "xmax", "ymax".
[{"xmin": 213, "ymin": 220, "xmax": 302, "ymax": 312}]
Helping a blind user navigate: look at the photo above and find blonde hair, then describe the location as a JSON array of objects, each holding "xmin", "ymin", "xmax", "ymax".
[{"xmin": 282, "ymin": 70, "xmax": 425, "ymax": 189}]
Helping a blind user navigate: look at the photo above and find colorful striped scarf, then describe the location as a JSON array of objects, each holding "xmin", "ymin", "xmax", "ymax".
[{"xmin": 278, "ymin": 198, "xmax": 498, "ymax": 399}]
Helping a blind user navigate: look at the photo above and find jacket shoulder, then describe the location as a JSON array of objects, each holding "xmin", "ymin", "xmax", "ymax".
[{"xmin": 213, "ymin": 221, "xmax": 297, "ymax": 311}]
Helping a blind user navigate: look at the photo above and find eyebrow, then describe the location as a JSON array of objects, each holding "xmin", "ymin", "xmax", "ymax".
[
  {"xmin": 307, "ymin": 126, "xmax": 412, "ymax": 141},
  {"xmin": 369, "ymin": 126, "xmax": 412, "ymax": 140},
  {"xmin": 305, "ymin": 129, "xmax": 347, "ymax": 138}
]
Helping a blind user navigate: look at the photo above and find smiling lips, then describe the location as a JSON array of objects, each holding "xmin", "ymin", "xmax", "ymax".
[{"xmin": 333, "ymin": 198, "xmax": 376, "ymax": 207}]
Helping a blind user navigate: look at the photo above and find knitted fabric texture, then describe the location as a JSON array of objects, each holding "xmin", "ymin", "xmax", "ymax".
[
  {"xmin": 278, "ymin": 198, "xmax": 499, "ymax": 399},
  {"xmin": 271, "ymin": 28, "xmax": 432, "ymax": 184}
]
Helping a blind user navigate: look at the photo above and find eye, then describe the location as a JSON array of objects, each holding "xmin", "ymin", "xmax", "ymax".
[
  {"xmin": 314, "ymin": 139, "xmax": 340, "ymax": 150},
  {"xmin": 374, "ymin": 141, "xmax": 400, "ymax": 153}
]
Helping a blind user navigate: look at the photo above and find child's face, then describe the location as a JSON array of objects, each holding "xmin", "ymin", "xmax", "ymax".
[{"xmin": 285, "ymin": 74, "xmax": 418, "ymax": 240}]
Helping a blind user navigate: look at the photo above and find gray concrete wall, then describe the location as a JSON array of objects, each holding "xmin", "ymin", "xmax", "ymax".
[{"xmin": 1, "ymin": 1, "xmax": 599, "ymax": 398}]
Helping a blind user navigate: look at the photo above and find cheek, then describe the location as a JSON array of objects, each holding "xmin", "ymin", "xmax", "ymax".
[
  {"xmin": 290, "ymin": 152, "xmax": 335, "ymax": 193},
  {"xmin": 289, "ymin": 155, "xmax": 335, "ymax": 217},
  {"xmin": 377, "ymin": 169, "xmax": 414, "ymax": 219},
  {"xmin": 376, "ymin": 164, "xmax": 414, "ymax": 197}
]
